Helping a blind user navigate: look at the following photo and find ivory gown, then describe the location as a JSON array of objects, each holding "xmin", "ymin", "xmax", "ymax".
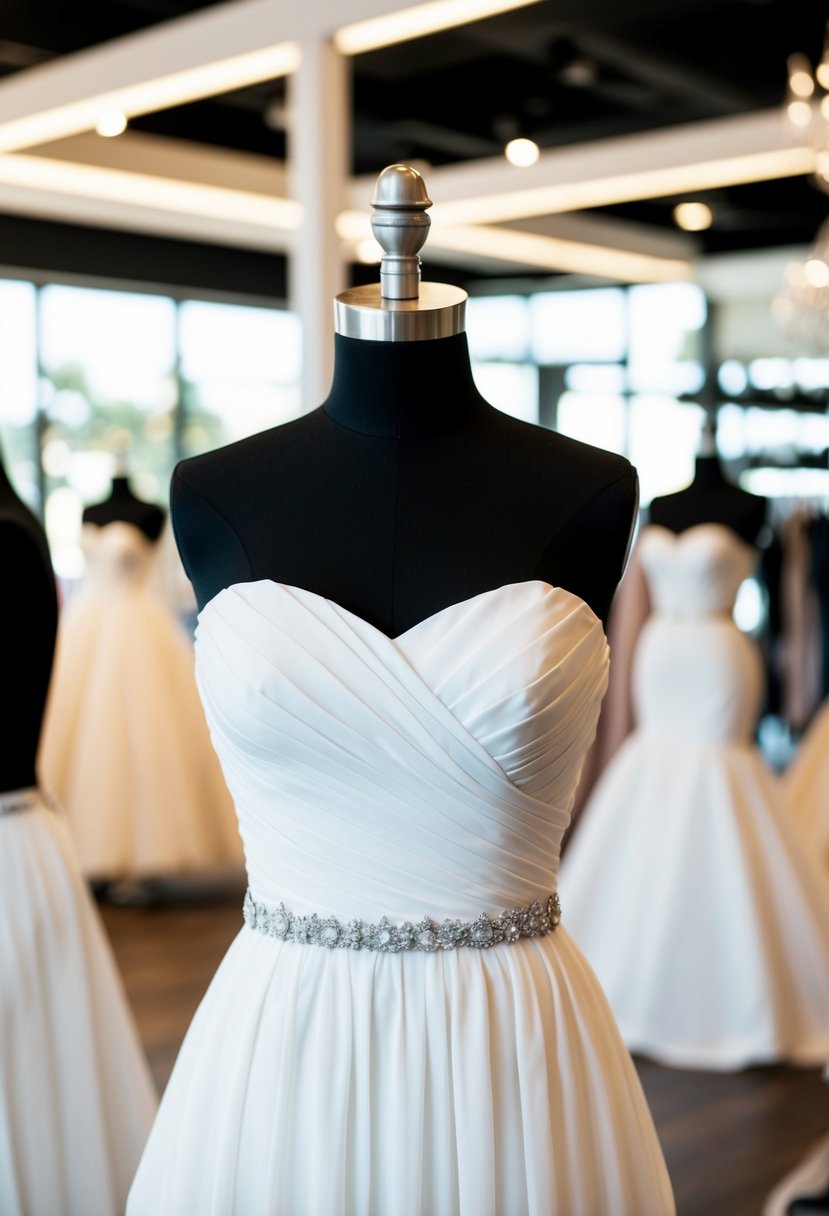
[
  {"xmin": 559, "ymin": 524, "xmax": 829, "ymax": 1070},
  {"xmin": 128, "ymin": 579, "xmax": 674, "ymax": 1216},
  {"xmin": 40, "ymin": 521, "xmax": 241, "ymax": 878}
]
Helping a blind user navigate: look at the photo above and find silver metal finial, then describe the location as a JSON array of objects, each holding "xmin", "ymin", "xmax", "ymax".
[
  {"xmin": 370, "ymin": 164, "xmax": 432, "ymax": 301},
  {"xmin": 334, "ymin": 163, "xmax": 467, "ymax": 342}
]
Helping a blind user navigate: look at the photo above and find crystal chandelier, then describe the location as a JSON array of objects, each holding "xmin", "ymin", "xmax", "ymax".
[
  {"xmin": 786, "ymin": 30, "xmax": 829, "ymax": 192},
  {"xmin": 773, "ymin": 218, "xmax": 829, "ymax": 350}
]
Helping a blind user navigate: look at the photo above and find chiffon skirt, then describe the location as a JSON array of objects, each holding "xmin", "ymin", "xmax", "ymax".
[
  {"xmin": 40, "ymin": 584, "xmax": 241, "ymax": 878},
  {"xmin": 128, "ymin": 921, "xmax": 675, "ymax": 1216},
  {"xmin": 0, "ymin": 792, "xmax": 157, "ymax": 1216}
]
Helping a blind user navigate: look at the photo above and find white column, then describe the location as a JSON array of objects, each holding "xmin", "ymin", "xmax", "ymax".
[{"xmin": 289, "ymin": 39, "xmax": 349, "ymax": 409}]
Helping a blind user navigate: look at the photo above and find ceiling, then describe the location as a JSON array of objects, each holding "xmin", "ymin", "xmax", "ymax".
[{"xmin": 0, "ymin": 0, "xmax": 827, "ymax": 274}]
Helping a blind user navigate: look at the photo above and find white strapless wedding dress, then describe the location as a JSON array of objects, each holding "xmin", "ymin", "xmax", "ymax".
[
  {"xmin": 0, "ymin": 788, "xmax": 157, "ymax": 1216},
  {"xmin": 40, "ymin": 522, "xmax": 241, "ymax": 878},
  {"xmin": 128, "ymin": 580, "xmax": 675, "ymax": 1216},
  {"xmin": 559, "ymin": 524, "xmax": 829, "ymax": 1070}
]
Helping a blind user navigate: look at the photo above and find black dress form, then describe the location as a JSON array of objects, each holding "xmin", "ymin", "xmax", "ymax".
[
  {"xmin": 83, "ymin": 475, "xmax": 165, "ymax": 543},
  {"xmin": 649, "ymin": 454, "xmax": 767, "ymax": 544},
  {"xmin": 172, "ymin": 333, "xmax": 637, "ymax": 631},
  {"xmin": 0, "ymin": 449, "xmax": 58, "ymax": 793}
]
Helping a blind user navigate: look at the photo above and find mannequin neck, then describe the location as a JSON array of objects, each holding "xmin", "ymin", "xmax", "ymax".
[
  {"xmin": 110, "ymin": 475, "xmax": 133, "ymax": 497},
  {"xmin": 693, "ymin": 454, "xmax": 727, "ymax": 486},
  {"xmin": 323, "ymin": 332, "xmax": 487, "ymax": 438}
]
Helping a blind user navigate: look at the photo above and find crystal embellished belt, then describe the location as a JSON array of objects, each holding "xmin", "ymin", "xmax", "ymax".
[
  {"xmin": 243, "ymin": 888, "xmax": 561, "ymax": 953},
  {"xmin": 0, "ymin": 787, "xmax": 41, "ymax": 817}
]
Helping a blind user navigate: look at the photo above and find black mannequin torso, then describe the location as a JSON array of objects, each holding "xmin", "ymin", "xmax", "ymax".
[
  {"xmin": 172, "ymin": 333, "xmax": 636, "ymax": 632},
  {"xmin": 0, "ymin": 452, "xmax": 58, "ymax": 793},
  {"xmin": 83, "ymin": 476, "xmax": 165, "ymax": 542},
  {"xmin": 649, "ymin": 455, "xmax": 766, "ymax": 545}
]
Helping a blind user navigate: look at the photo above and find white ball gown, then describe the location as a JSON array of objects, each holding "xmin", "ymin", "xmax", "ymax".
[
  {"xmin": 559, "ymin": 523, "xmax": 829, "ymax": 1070},
  {"xmin": 0, "ymin": 786, "xmax": 157, "ymax": 1216},
  {"xmin": 784, "ymin": 698, "xmax": 829, "ymax": 870},
  {"xmin": 40, "ymin": 521, "xmax": 241, "ymax": 878},
  {"xmin": 128, "ymin": 580, "xmax": 674, "ymax": 1216}
]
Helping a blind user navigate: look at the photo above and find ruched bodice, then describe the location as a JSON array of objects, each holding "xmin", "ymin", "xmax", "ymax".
[
  {"xmin": 639, "ymin": 522, "xmax": 756, "ymax": 618},
  {"xmin": 633, "ymin": 524, "xmax": 763, "ymax": 744},
  {"xmin": 196, "ymin": 579, "xmax": 608, "ymax": 924}
]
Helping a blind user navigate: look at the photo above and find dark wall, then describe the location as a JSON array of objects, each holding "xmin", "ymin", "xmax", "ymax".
[{"xmin": 0, "ymin": 214, "xmax": 288, "ymax": 302}]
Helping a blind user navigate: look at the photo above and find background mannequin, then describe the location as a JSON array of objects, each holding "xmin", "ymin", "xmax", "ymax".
[
  {"xmin": 0, "ymin": 446, "xmax": 57, "ymax": 792},
  {"xmin": 649, "ymin": 415, "xmax": 767, "ymax": 543},
  {"xmin": 84, "ymin": 470, "xmax": 165, "ymax": 543},
  {"xmin": 0, "ymin": 443, "xmax": 158, "ymax": 1214}
]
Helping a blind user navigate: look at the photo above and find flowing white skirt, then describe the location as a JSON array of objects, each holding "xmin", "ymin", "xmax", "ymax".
[
  {"xmin": 40, "ymin": 584, "xmax": 242, "ymax": 878},
  {"xmin": 785, "ymin": 698, "xmax": 829, "ymax": 870},
  {"xmin": 128, "ymin": 921, "xmax": 675, "ymax": 1216},
  {"xmin": 0, "ymin": 791, "xmax": 157, "ymax": 1216},
  {"xmin": 559, "ymin": 733, "xmax": 829, "ymax": 1069}
]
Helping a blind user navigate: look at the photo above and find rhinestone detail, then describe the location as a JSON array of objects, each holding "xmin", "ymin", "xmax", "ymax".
[{"xmin": 243, "ymin": 888, "xmax": 561, "ymax": 953}]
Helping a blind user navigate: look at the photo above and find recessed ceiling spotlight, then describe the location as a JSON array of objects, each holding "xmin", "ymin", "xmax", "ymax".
[
  {"xmin": 505, "ymin": 137, "xmax": 540, "ymax": 167},
  {"xmin": 673, "ymin": 201, "xmax": 713, "ymax": 231},
  {"xmin": 96, "ymin": 110, "xmax": 127, "ymax": 137}
]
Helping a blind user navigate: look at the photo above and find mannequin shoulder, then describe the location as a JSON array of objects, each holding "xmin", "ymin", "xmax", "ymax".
[
  {"xmin": 486, "ymin": 414, "xmax": 637, "ymax": 519},
  {"xmin": 170, "ymin": 414, "xmax": 325, "ymax": 605}
]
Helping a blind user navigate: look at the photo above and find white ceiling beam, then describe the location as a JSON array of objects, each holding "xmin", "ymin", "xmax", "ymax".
[
  {"xmin": 28, "ymin": 130, "xmax": 289, "ymax": 198},
  {"xmin": 0, "ymin": 0, "xmax": 545, "ymax": 153},
  {"xmin": 346, "ymin": 110, "xmax": 814, "ymax": 225}
]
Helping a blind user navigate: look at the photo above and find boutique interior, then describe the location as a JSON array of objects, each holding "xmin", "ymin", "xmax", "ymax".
[{"xmin": 2, "ymin": 1, "xmax": 829, "ymax": 1214}]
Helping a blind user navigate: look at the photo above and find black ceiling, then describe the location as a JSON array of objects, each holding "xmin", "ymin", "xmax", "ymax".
[{"xmin": 1, "ymin": 0, "xmax": 828, "ymax": 260}]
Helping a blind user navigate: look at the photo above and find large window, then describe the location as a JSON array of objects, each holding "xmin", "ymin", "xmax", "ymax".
[{"xmin": 0, "ymin": 278, "xmax": 303, "ymax": 578}]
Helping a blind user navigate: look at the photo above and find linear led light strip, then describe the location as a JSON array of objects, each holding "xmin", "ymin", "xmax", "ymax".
[
  {"xmin": 334, "ymin": 0, "xmax": 542, "ymax": 54},
  {"xmin": 0, "ymin": 154, "xmax": 302, "ymax": 231},
  {"xmin": 432, "ymin": 147, "xmax": 818, "ymax": 226},
  {"xmin": 427, "ymin": 224, "xmax": 693, "ymax": 282},
  {"xmin": 336, "ymin": 211, "xmax": 691, "ymax": 282},
  {"xmin": 0, "ymin": 43, "xmax": 300, "ymax": 154}
]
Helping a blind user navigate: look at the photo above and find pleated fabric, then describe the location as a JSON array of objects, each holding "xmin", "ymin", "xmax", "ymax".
[
  {"xmin": 40, "ymin": 522, "xmax": 242, "ymax": 878},
  {"xmin": 560, "ymin": 525, "xmax": 829, "ymax": 1069},
  {"xmin": 0, "ymin": 791, "xmax": 157, "ymax": 1216},
  {"xmin": 784, "ymin": 697, "xmax": 829, "ymax": 871},
  {"xmin": 129, "ymin": 579, "xmax": 675, "ymax": 1216}
]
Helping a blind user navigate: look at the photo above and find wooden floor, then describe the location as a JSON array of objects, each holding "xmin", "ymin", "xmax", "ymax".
[{"xmin": 101, "ymin": 886, "xmax": 829, "ymax": 1216}]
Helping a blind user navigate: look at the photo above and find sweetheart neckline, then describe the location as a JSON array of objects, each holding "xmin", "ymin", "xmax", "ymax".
[
  {"xmin": 197, "ymin": 578, "xmax": 603, "ymax": 646},
  {"xmin": 642, "ymin": 522, "xmax": 756, "ymax": 553}
]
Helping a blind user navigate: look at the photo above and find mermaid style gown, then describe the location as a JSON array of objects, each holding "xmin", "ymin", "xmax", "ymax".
[
  {"xmin": 559, "ymin": 523, "xmax": 829, "ymax": 1070},
  {"xmin": 128, "ymin": 579, "xmax": 675, "ymax": 1215},
  {"xmin": 40, "ymin": 521, "xmax": 241, "ymax": 878}
]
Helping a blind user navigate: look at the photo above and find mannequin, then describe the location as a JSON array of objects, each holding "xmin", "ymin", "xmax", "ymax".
[
  {"xmin": 173, "ymin": 171, "xmax": 636, "ymax": 630},
  {"xmin": 0, "ymin": 446, "xmax": 57, "ymax": 791},
  {"xmin": 0, "ymin": 450, "xmax": 158, "ymax": 1214},
  {"xmin": 84, "ymin": 472, "xmax": 165, "ymax": 543},
  {"xmin": 128, "ymin": 167, "xmax": 677, "ymax": 1216},
  {"xmin": 649, "ymin": 415, "xmax": 766, "ymax": 543}
]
